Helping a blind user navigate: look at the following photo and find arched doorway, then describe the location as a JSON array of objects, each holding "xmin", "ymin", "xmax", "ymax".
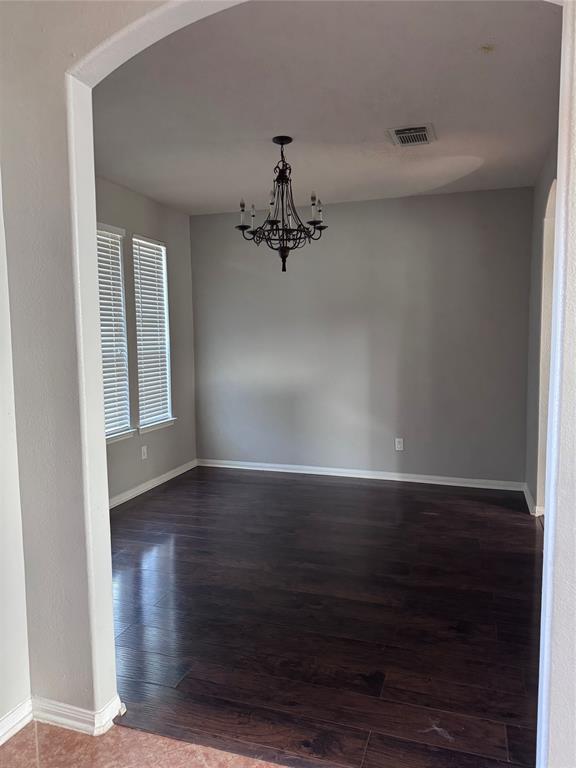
[{"xmin": 61, "ymin": 5, "xmax": 574, "ymax": 767}]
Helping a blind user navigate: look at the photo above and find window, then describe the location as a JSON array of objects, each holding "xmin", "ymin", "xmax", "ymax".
[
  {"xmin": 132, "ymin": 236, "xmax": 173, "ymax": 429},
  {"xmin": 96, "ymin": 227, "xmax": 131, "ymax": 438}
]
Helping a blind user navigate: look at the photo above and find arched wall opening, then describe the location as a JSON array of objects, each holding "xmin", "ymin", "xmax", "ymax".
[{"xmin": 59, "ymin": 4, "xmax": 573, "ymax": 767}]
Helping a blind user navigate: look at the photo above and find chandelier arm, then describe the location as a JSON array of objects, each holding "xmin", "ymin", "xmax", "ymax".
[
  {"xmin": 286, "ymin": 180, "xmax": 311, "ymax": 237},
  {"xmin": 281, "ymin": 181, "xmax": 288, "ymax": 249},
  {"xmin": 271, "ymin": 184, "xmax": 281, "ymax": 230}
]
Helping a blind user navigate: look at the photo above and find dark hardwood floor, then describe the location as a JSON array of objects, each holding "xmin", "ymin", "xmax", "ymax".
[{"xmin": 111, "ymin": 467, "xmax": 543, "ymax": 768}]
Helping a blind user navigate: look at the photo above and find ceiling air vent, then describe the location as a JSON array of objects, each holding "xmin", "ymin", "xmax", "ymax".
[{"xmin": 388, "ymin": 125, "xmax": 435, "ymax": 147}]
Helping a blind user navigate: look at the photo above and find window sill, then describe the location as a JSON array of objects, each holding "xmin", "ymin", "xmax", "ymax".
[
  {"xmin": 138, "ymin": 418, "xmax": 177, "ymax": 434},
  {"xmin": 106, "ymin": 428, "xmax": 137, "ymax": 444}
]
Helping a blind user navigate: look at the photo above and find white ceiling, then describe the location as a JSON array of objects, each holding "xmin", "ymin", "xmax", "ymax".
[{"xmin": 93, "ymin": 1, "xmax": 562, "ymax": 215}]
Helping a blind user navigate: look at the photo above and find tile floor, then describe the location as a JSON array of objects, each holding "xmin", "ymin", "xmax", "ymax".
[{"xmin": 0, "ymin": 722, "xmax": 277, "ymax": 768}]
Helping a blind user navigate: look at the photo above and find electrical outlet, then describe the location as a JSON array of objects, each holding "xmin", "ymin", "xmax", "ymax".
[
  {"xmin": 395, "ymin": 437, "xmax": 404, "ymax": 452},
  {"xmin": 141, "ymin": 445, "xmax": 148, "ymax": 460}
]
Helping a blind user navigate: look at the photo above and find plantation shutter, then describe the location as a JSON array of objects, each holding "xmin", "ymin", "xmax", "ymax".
[
  {"xmin": 97, "ymin": 228, "xmax": 131, "ymax": 437},
  {"xmin": 132, "ymin": 236, "xmax": 173, "ymax": 428}
]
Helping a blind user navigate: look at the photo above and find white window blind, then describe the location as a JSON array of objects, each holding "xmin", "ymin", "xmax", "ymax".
[
  {"xmin": 97, "ymin": 228, "xmax": 131, "ymax": 437},
  {"xmin": 133, "ymin": 236, "xmax": 173, "ymax": 428}
]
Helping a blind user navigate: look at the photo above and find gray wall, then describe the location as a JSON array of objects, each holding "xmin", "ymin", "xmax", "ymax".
[
  {"xmin": 191, "ymin": 188, "xmax": 533, "ymax": 482},
  {"xmin": 525, "ymin": 146, "xmax": 558, "ymax": 506},
  {"xmin": 96, "ymin": 178, "xmax": 196, "ymax": 500}
]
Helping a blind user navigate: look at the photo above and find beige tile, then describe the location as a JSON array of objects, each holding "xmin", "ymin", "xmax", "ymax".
[
  {"xmin": 0, "ymin": 722, "xmax": 279, "ymax": 768},
  {"xmin": 0, "ymin": 722, "xmax": 38, "ymax": 768}
]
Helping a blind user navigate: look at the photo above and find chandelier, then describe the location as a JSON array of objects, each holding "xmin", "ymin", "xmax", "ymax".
[{"xmin": 236, "ymin": 136, "xmax": 327, "ymax": 272}]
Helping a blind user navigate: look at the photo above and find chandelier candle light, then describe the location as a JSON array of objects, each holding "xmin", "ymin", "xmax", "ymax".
[{"xmin": 236, "ymin": 136, "xmax": 327, "ymax": 272}]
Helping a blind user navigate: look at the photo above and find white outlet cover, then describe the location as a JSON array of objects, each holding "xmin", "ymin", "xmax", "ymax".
[
  {"xmin": 395, "ymin": 438, "xmax": 404, "ymax": 451},
  {"xmin": 141, "ymin": 445, "xmax": 148, "ymax": 459}
]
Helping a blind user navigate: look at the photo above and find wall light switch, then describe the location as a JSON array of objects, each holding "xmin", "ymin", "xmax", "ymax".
[
  {"xmin": 395, "ymin": 438, "xmax": 404, "ymax": 452},
  {"xmin": 141, "ymin": 445, "xmax": 148, "ymax": 460}
]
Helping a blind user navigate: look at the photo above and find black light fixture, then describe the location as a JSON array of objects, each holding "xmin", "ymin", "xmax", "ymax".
[{"xmin": 236, "ymin": 136, "xmax": 327, "ymax": 272}]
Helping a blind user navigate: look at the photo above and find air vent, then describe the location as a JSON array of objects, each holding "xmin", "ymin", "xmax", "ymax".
[{"xmin": 388, "ymin": 124, "xmax": 435, "ymax": 147}]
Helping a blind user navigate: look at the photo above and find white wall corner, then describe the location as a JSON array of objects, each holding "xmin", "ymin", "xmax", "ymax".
[
  {"xmin": 524, "ymin": 483, "xmax": 545, "ymax": 517},
  {"xmin": 32, "ymin": 693, "xmax": 123, "ymax": 736},
  {"xmin": 109, "ymin": 459, "xmax": 198, "ymax": 509},
  {"xmin": 524, "ymin": 483, "xmax": 539, "ymax": 515},
  {"xmin": 0, "ymin": 699, "xmax": 33, "ymax": 746}
]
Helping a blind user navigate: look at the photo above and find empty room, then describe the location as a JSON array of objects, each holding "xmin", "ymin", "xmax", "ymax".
[
  {"xmin": 94, "ymin": 2, "xmax": 559, "ymax": 765},
  {"xmin": 1, "ymin": 1, "xmax": 573, "ymax": 768}
]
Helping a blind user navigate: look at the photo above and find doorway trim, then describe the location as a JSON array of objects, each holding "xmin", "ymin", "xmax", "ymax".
[
  {"xmin": 535, "ymin": 178, "xmax": 557, "ymax": 516},
  {"xmin": 536, "ymin": 3, "xmax": 576, "ymax": 764}
]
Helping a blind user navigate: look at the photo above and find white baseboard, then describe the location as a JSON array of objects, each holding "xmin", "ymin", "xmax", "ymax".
[
  {"xmin": 523, "ymin": 484, "xmax": 536, "ymax": 515},
  {"xmin": 108, "ymin": 457, "xmax": 524, "ymax": 510},
  {"xmin": 32, "ymin": 694, "xmax": 122, "ymax": 736},
  {"xmin": 197, "ymin": 459, "xmax": 524, "ymax": 492},
  {"xmin": 109, "ymin": 459, "xmax": 198, "ymax": 509},
  {"xmin": 0, "ymin": 698, "xmax": 33, "ymax": 746},
  {"xmin": 523, "ymin": 483, "xmax": 545, "ymax": 517}
]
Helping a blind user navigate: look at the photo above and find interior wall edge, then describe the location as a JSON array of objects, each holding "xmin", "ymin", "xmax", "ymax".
[
  {"xmin": 523, "ymin": 482, "xmax": 545, "ymax": 516},
  {"xmin": 524, "ymin": 142, "xmax": 559, "ymax": 507},
  {"xmin": 0, "ymin": 162, "xmax": 32, "ymax": 733}
]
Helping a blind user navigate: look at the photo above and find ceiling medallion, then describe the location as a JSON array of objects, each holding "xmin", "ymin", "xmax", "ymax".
[{"xmin": 236, "ymin": 136, "xmax": 327, "ymax": 272}]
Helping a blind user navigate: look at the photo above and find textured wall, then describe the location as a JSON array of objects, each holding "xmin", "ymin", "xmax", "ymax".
[
  {"xmin": 0, "ymin": 166, "xmax": 30, "ymax": 732},
  {"xmin": 191, "ymin": 188, "xmax": 532, "ymax": 482},
  {"xmin": 96, "ymin": 178, "xmax": 196, "ymax": 500}
]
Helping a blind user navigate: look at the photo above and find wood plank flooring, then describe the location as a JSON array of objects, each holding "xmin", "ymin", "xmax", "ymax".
[{"xmin": 111, "ymin": 467, "xmax": 543, "ymax": 768}]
